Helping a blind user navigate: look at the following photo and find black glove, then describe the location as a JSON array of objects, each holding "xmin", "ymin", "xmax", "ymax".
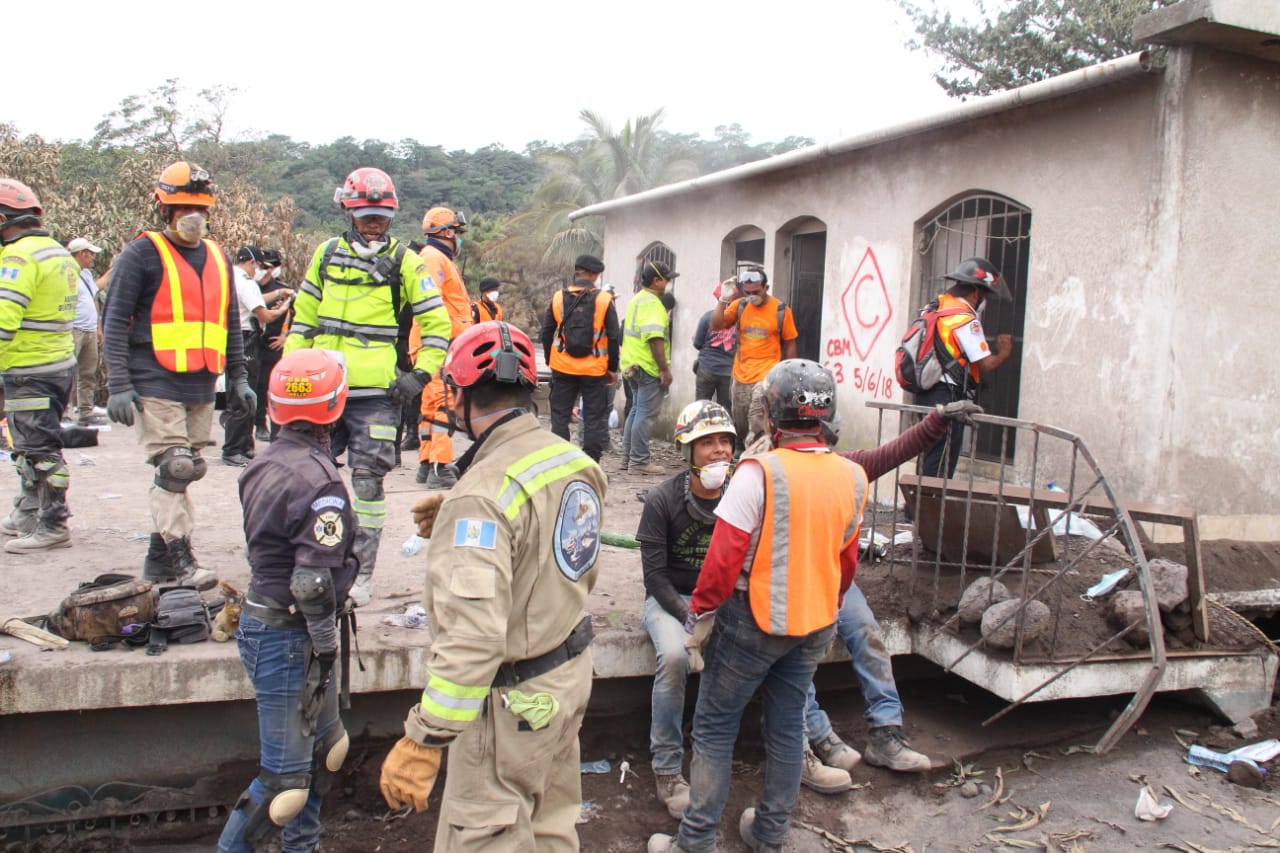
[
  {"xmin": 392, "ymin": 369, "xmax": 431, "ymax": 407},
  {"xmin": 937, "ymin": 400, "xmax": 983, "ymax": 425},
  {"xmin": 107, "ymin": 389, "xmax": 143, "ymax": 426},
  {"xmin": 229, "ymin": 374, "xmax": 257, "ymax": 415}
]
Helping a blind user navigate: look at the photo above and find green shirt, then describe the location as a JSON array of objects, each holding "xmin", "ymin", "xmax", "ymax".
[{"xmin": 619, "ymin": 289, "xmax": 669, "ymax": 378}]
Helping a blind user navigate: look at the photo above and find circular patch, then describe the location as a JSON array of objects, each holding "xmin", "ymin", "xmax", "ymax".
[
  {"xmin": 313, "ymin": 511, "xmax": 344, "ymax": 547},
  {"xmin": 553, "ymin": 480, "xmax": 601, "ymax": 582},
  {"xmin": 285, "ymin": 377, "xmax": 313, "ymax": 397}
]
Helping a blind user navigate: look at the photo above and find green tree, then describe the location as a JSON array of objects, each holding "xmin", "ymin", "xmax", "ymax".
[{"xmin": 897, "ymin": 0, "xmax": 1176, "ymax": 97}]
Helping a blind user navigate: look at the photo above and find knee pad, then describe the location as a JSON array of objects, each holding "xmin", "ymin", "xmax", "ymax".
[
  {"xmin": 350, "ymin": 470, "xmax": 383, "ymax": 502},
  {"xmin": 190, "ymin": 452, "xmax": 208, "ymax": 481},
  {"xmin": 311, "ymin": 727, "xmax": 350, "ymax": 795},
  {"xmin": 241, "ymin": 770, "xmax": 312, "ymax": 847},
  {"xmin": 154, "ymin": 447, "xmax": 199, "ymax": 492}
]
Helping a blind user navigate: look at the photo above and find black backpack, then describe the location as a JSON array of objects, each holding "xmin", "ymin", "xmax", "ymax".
[
  {"xmin": 558, "ymin": 289, "xmax": 599, "ymax": 358},
  {"xmin": 147, "ymin": 587, "xmax": 212, "ymax": 655}
]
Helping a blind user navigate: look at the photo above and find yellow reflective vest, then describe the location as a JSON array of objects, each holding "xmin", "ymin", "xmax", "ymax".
[{"xmin": 0, "ymin": 231, "xmax": 78, "ymax": 373}]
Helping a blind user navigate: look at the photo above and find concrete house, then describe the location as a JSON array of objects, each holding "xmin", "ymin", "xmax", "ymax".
[{"xmin": 572, "ymin": 0, "xmax": 1279, "ymax": 538}]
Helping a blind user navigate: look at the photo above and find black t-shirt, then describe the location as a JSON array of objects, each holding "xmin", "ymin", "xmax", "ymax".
[
  {"xmin": 636, "ymin": 471, "xmax": 721, "ymax": 622},
  {"xmin": 258, "ymin": 279, "xmax": 292, "ymax": 339}
]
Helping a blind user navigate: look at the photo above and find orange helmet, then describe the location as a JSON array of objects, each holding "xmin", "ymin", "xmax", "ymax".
[
  {"xmin": 0, "ymin": 178, "xmax": 42, "ymax": 217},
  {"xmin": 268, "ymin": 350, "xmax": 348, "ymax": 426},
  {"xmin": 422, "ymin": 206, "xmax": 468, "ymax": 234},
  {"xmin": 335, "ymin": 167, "xmax": 398, "ymax": 213},
  {"xmin": 155, "ymin": 161, "xmax": 215, "ymax": 207}
]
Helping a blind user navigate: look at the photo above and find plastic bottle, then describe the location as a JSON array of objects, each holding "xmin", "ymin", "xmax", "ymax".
[
  {"xmin": 580, "ymin": 759, "xmax": 611, "ymax": 774},
  {"xmin": 401, "ymin": 534, "xmax": 424, "ymax": 557}
]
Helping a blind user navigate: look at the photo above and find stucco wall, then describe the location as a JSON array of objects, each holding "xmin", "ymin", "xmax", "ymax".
[{"xmin": 600, "ymin": 50, "xmax": 1278, "ymax": 521}]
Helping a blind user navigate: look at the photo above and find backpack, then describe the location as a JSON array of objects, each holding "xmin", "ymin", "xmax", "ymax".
[
  {"xmin": 894, "ymin": 300, "xmax": 970, "ymax": 394},
  {"xmin": 317, "ymin": 238, "xmax": 414, "ymax": 370},
  {"xmin": 47, "ymin": 573, "xmax": 156, "ymax": 644},
  {"xmin": 146, "ymin": 587, "xmax": 212, "ymax": 655},
  {"xmin": 557, "ymin": 289, "xmax": 600, "ymax": 358}
]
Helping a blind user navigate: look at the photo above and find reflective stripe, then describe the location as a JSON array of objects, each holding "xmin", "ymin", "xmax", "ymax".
[
  {"xmin": 414, "ymin": 295, "xmax": 444, "ymax": 313},
  {"xmin": 19, "ymin": 319, "xmax": 73, "ymax": 333},
  {"xmin": 314, "ymin": 317, "xmax": 398, "ymax": 341},
  {"xmin": 759, "ymin": 455, "xmax": 792, "ymax": 634},
  {"xmin": 300, "ymin": 281, "xmax": 323, "ymax": 301},
  {"xmin": 420, "ymin": 335, "xmax": 450, "ymax": 351},
  {"xmin": 624, "ymin": 323, "xmax": 666, "ymax": 337},
  {"xmin": 353, "ymin": 496, "xmax": 386, "ymax": 528},
  {"xmin": 30, "ymin": 245, "xmax": 71, "ymax": 262},
  {"xmin": 0, "ymin": 328, "xmax": 14, "ymax": 341},
  {"xmin": 288, "ymin": 322, "xmax": 316, "ymax": 336},
  {"xmin": 0, "ymin": 287, "xmax": 30, "ymax": 307},
  {"xmin": 496, "ymin": 443, "xmax": 595, "ymax": 521},
  {"xmin": 5, "ymin": 396, "xmax": 51, "ymax": 412},
  {"xmin": 420, "ymin": 673, "xmax": 488, "ymax": 723},
  {"xmin": 144, "ymin": 233, "xmax": 230, "ymax": 373},
  {"xmin": 368, "ymin": 424, "xmax": 397, "ymax": 441},
  {"xmin": 47, "ymin": 468, "xmax": 70, "ymax": 489}
]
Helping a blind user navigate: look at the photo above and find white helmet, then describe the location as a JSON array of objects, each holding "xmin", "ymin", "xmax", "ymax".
[{"xmin": 673, "ymin": 400, "xmax": 736, "ymax": 463}]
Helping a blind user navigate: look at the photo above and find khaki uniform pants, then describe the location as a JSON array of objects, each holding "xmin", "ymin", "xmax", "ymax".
[
  {"xmin": 730, "ymin": 379, "xmax": 768, "ymax": 447},
  {"xmin": 138, "ymin": 396, "xmax": 213, "ymax": 540},
  {"xmin": 434, "ymin": 652, "xmax": 594, "ymax": 852},
  {"xmin": 72, "ymin": 329, "xmax": 99, "ymax": 417}
]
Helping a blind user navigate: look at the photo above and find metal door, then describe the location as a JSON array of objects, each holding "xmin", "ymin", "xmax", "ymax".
[{"xmin": 789, "ymin": 232, "xmax": 827, "ymax": 363}]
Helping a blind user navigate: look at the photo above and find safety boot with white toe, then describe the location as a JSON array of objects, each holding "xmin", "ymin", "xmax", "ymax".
[
  {"xmin": 0, "ymin": 507, "xmax": 36, "ymax": 537},
  {"xmin": 811, "ymin": 731, "xmax": 862, "ymax": 771},
  {"xmin": 654, "ymin": 772, "xmax": 690, "ymax": 819},
  {"xmin": 863, "ymin": 725, "xmax": 932, "ymax": 772},
  {"xmin": 800, "ymin": 746, "xmax": 853, "ymax": 794},
  {"xmin": 738, "ymin": 808, "xmax": 784, "ymax": 853},
  {"xmin": 5, "ymin": 522, "xmax": 71, "ymax": 553}
]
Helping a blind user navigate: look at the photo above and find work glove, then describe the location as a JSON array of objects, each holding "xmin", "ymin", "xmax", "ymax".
[
  {"xmin": 107, "ymin": 389, "xmax": 143, "ymax": 427},
  {"xmin": 936, "ymin": 400, "xmax": 983, "ymax": 425},
  {"xmin": 230, "ymin": 375, "xmax": 257, "ymax": 415},
  {"xmin": 683, "ymin": 609, "xmax": 717, "ymax": 674},
  {"xmin": 410, "ymin": 493, "xmax": 446, "ymax": 539},
  {"xmin": 392, "ymin": 369, "xmax": 431, "ymax": 407},
  {"xmin": 718, "ymin": 278, "xmax": 738, "ymax": 304},
  {"xmin": 380, "ymin": 736, "xmax": 443, "ymax": 812}
]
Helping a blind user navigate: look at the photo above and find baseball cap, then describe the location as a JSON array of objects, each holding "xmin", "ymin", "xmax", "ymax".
[
  {"xmin": 574, "ymin": 254, "xmax": 605, "ymax": 273},
  {"xmin": 67, "ymin": 238, "xmax": 102, "ymax": 254},
  {"xmin": 236, "ymin": 245, "xmax": 263, "ymax": 264},
  {"xmin": 642, "ymin": 260, "xmax": 679, "ymax": 284},
  {"xmin": 260, "ymin": 248, "xmax": 282, "ymax": 268}
]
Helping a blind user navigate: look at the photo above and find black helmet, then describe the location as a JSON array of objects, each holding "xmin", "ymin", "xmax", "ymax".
[
  {"xmin": 943, "ymin": 257, "xmax": 1001, "ymax": 293},
  {"xmin": 260, "ymin": 248, "xmax": 282, "ymax": 269},
  {"xmin": 761, "ymin": 359, "xmax": 837, "ymax": 437}
]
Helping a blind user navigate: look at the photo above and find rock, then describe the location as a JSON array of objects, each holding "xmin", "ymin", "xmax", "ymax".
[
  {"xmin": 1098, "ymin": 536, "xmax": 1130, "ymax": 557},
  {"xmin": 1232, "ymin": 718, "xmax": 1260, "ymax": 739},
  {"xmin": 958, "ymin": 578, "xmax": 1012, "ymax": 625},
  {"xmin": 1227, "ymin": 761, "xmax": 1264, "ymax": 789},
  {"xmin": 1146, "ymin": 558, "xmax": 1189, "ymax": 613},
  {"xmin": 959, "ymin": 781, "xmax": 981, "ymax": 798},
  {"xmin": 1107, "ymin": 590, "xmax": 1152, "ymax": 646},
  {"xmin": 981, "ymin": 599, "xmax": 1051, "ymax": 649}
]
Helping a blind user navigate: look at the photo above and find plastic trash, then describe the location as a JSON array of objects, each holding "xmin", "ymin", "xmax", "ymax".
[
  {"xmin": 1227, "ymin": 739, "xmax": 1280, "ymax": 764},
  {"xmin": 1081, "ymin": 569, "xmax": 1130, "ymax": 601},
  {"xmin": 580, "ymin": 759, "xmax": 611, "ymax": 774},
  {"xmin": 608, "ymin": 409, "xmax": 619, "ymax": 429},
  {"xmin": 382, "ymin": 605, "xmax": 428, "ymax": 629},
  {"xmin": 1187, "ymin": 744, "xmax": 1264, "ymax": 775},
  {"xmin": 78, "ymin": 454, "xmax": 96, "ymax": 466},
  {"xmin": 99, "ymin": 493, "xmax": 123, "ymax": 500},
  {"xmin": 619, "ymin": 760, "xmax": 632, "ymax": 784},
  {"xmin": 401, "ymin": 534, "xmax": 424, "ymax": 557},
  {"xmin": 0, "ymin": 650, "xmax": 11, "ymax": 665},
  {"xmin": 0, "ymin": 451, "xmax": 10, "ymax": 462},
  {"xmin": 1134, "ymin": 786, "xmax": 1173, "ymax": 821}
]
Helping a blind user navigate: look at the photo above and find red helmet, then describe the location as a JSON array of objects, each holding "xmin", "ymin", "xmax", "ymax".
[
  {"xmin": 268, "ymin": 350, "xmax": 348, "ymax": 425},
  {"xmin": 444, "ymin": 321, "xmax": 538, "ymax": 390},
  {"xmin": 155, "ymin": 161, "xmax": 215, "ymax": 207},
  {"xmin": 422, "ymin": 206, "xmax": 467, "ymax": 234},
  {"xmin": 334, "ymin": 167, "xmax": 398, "ymax": 213},
  {"xmin": 0, "ymin": 178, "xmax": 43, "ymax": 216}
]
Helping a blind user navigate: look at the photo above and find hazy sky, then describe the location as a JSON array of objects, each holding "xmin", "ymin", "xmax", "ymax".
[{"xmin": 10, "ymin": 1, "xmax": 960, "ymax": 151}]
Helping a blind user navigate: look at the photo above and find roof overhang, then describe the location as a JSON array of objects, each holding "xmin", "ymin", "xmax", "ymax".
[{"xmin": 1134, "ymin": 0, "xmax": 1280, "ymax": 63}]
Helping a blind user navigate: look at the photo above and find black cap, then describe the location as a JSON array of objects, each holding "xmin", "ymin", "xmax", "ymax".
[
  {"xmin": 236, "ymin": 245, "xmax": 263, "ymax": 264},
  {"xmin": 641, "ymin": 259, "xmax": 679, "ymax": 285},
  {"xmin": 574, "ymin": 254, "xmax": 605, "ymax": 273},
  {"xmin": 479, "ymin": 277, "xmax": 501, "ymax": 290},
  {"xmin": 260, "ymin": 248, "xmax": 282, "ymax": 268}
]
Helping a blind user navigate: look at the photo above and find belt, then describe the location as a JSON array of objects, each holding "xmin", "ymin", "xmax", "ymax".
[
  {"xmin": 243, "ymin": 596, "xmax": 306, "ymax": 629},
  {"xmin": 491, "ymin": 615, "xmax": 593, "ymax": 688}
]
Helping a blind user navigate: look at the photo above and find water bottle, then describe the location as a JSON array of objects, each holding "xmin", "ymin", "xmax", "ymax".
[{"xmin": 401, "ymin": 534, "xmax": 423, "ymax": 557}]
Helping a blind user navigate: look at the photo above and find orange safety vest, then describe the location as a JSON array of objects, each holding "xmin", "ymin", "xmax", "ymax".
[
  {"xmin": 934, "ymin": 292, "xmax": 982, "ymax": 385},
  {"xmin": 144, "ymin": 231, "xmax": 231, "ymax": 373},
  {"xmin": 747, "ymin": 449, "xmax": 868, "ymax": 637},
  {"xmin": 549, "ymin": 286, "xmax": 610, "ymax": 376},
  {"xmin": 473, "ymin": 299, "xmax": 502, "ymax": 324}
]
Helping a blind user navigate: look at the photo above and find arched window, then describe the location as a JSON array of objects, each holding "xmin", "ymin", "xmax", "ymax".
[{"xmin": 636, "ymin": 242, "xmax": 676, "ymax": 293}]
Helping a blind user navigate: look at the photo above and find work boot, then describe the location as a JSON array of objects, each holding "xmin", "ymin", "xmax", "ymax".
[
  {"xmin": 863, "ymin": 725, "xmax": 932, "ymax": 772},
  {"xmin": 400, "ymin": 431, "xmax": 420, "ymax": 452},
  {"xmin": 654, "ymin": 772, "xmax": 690, "ymax": 820},
  {"xmin": 414, "ymin": 462, "xmax": 431, "ymax": 484},
  {"xmin": 0, "ymin": 505, "xmax": 37, "ymax": 537},
  {"xmin": 738, "ymin": 807, "xmax": 783, "ymax": 853},
  {"xmin": 349, "ymin": 573, "xmax": 374, "ymax": 608},
  {"xmin": 165, "ymin": 537, "xmax": 218, "ymax": 591},
  {"xmin": 801, "ymin": 746, "xmax": 853, "ymax": 794},
  {"xmin": 254, "ymin": 426, "xmax": 271, "ymax": 443},
  {"xmin": 142, "ymin": 532, "xmax": 172, "ymax": 580},
  {"xmin": 632, "ymin": 462, "xmax": 666, "ymax": 475},
  {"xmin": 4, "ymin": 521, "xmax": 71, "ymax": 553},
  {"xmin": 646, "ymin": 834, "xmax": 693, "ymax": 853},
  {"xmin": 811, "ymin": 731, "xmax": 862, "ymax": 771},
  {"xmin": 425, "ymin": 463, "xmax": 458, "ymax": 490}
]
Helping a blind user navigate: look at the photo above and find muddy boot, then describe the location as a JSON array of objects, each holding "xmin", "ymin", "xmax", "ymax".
[
  {"xmin": 5, "ymin": 521, "xmax": 71, "ymax": 553},
  {"xmin": 142, "ymin": 533, "xmax": 173, "ymax": 580},
  {"xmin": 800, "ymin": 745, "xmax": 852, "ymax": 794},
  {"xmin": 0, "ymin": 503, "xmax": 37, "ymax": 537},
  {"xmin": 425, "ymin": 463, "xmax": 458, "ymax": 490},
  {"xmin": 654, "ymin": 772, "xmax": 690, "ymax": 820},
  {"xmin": 165, "ymin": 536, "xmax": 218, "ymax": 591},
  {"xmin": 863, "ymin": 725, "xmax": 932, "ymax": 772},
  {"xmin": 646, "ymin": 834, "xmax": 693, "ymax": 853},
  {"xmin": 738, "ymin": 807, "xmax": 783, "ymax": 853},
  {"xmin": 349, "ymin": 573, "xmax": 374, "ymax": 608},
  {"xmin": 811, "ymin": 731, "xmax": 862, "ymax": 771}
]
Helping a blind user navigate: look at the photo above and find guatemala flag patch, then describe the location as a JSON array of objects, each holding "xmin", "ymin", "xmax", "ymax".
[{"xmin": 455, "ymin": 518, "xmax": 498, "ymax": 550}]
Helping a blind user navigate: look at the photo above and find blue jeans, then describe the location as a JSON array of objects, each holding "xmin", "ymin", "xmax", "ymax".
[
  {"xmin": 218, "ymin": 615, "xmax": 342, "ymax": 853},
  {"xmin": 622, "ymin": 370, "xmax": 663, "ymax": 465},
  {"xmin": 804, "ymin": 584, "xmax": 903, "ymax": 740},
  {"xmin": 676, "ymin": 593, "xmax": 834, "ymax": 852},
  {"xmin": 643, "ymin": 594, "xmax": 692, "ymax": 775}
]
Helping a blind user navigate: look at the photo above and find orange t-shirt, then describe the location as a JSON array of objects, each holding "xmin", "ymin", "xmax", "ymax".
[{"xmin": 723, "ymin": 296, "xmax": 798, "ymax": 384}]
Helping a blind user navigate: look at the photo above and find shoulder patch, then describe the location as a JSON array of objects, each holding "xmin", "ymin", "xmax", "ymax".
[
  {"xmin": 553, "ymin": 480, "xmax": 601, "ymax": 582},
  {"xmin": 313, "ymin": 511, "xmax": 344, "ymax": 547},
  {"xmin": 454, "ymin": 518, "xmax": 498, "ymax": 550},
  {"xmin": 0, "ymin": 266, "xmax": 19, "ymax": 280},
  {"xmin": 311, "ymin": 495, "xmax": 346, "ymax": 512}
]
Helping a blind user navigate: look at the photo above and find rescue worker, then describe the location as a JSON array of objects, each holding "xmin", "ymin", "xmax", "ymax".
[
  {"xmin": 414, "ymin": 206, "xmax": 472, "ymax": 490},
  {"xmin": 253, "ymin": 248, "xmax": 294, "ymax": 443},
  {"xmin": 649, "ymin": 360, "xmax": 866, "ymax": 853},
  {"xmin": 224, "ymin": 245, "xmax": 290, "ymax": 466},
  {"xmin": 539, "ymin": 254, "xmax": 621, "ymax": 463},
  {"xmin": 710, "ymin": 267, "xmax": 798, "ymax": 447},
  {"xmin": 471, "ymin": 276, "xmax": 502, "ymax": 324},
  {"xmin": 103, "ymin": 162, "xmax": 251, "ymax": 588},
  {"xmin": 68, "ymin": 237, "xmax": 107, "ymax": 426},
  {"xmin": 283, "ymin": 167, "xmax": 451, "ymax": 607},
  {"xmin": 217, "ymin": 349, "xmax": 356, "ymax": 853},
  {"xmin": 0, "ymin": 179, "xmax": 80, "ymax": 553},
  {"xmin": 918, "ymin": 257, "xmax": 1014, "ymax": 478},
  {"xmin": 620, "ymin": 260, "xmax": 676, "ymax": 473},
  {"xmin": 380, "ymin": 320, "xmax": 606, "ymax": 851}
]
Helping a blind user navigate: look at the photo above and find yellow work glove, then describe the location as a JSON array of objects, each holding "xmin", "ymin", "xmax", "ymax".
[
  {"xmin": 504, "ymin": 690, "xmax": 560, "ymax": 730},
  {"xmin": 683, "ymin": 610, "xmax": 717, "ymax": 674},
  {"xmin": 410, "ymin": 493, "xmax": 446, "ymax": 539},
  {"xmin": 379, "ymin": 736, "xmax": 442, "ymax": 812}
]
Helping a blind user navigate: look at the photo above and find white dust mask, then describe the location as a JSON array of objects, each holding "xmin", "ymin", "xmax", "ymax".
[{"xmin": 696, "ymin": 461, "xmax": 731, "ymax": 491}]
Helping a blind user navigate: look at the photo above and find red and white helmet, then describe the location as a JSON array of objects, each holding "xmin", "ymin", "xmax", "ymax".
[
  {"xmin": 444, "ymin": 321, "xmax": 538, "ymax": 390},
  {"xmin": 268, "ymin": 350, "xmax": 348, "ymax": 426},
  {"xmin": 0, "ymin": 178, "xmax": 43, "ymax": 217},
  {"xmin": 334, "ymin": 167, "xmax": 398, "ymax": 216}
]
